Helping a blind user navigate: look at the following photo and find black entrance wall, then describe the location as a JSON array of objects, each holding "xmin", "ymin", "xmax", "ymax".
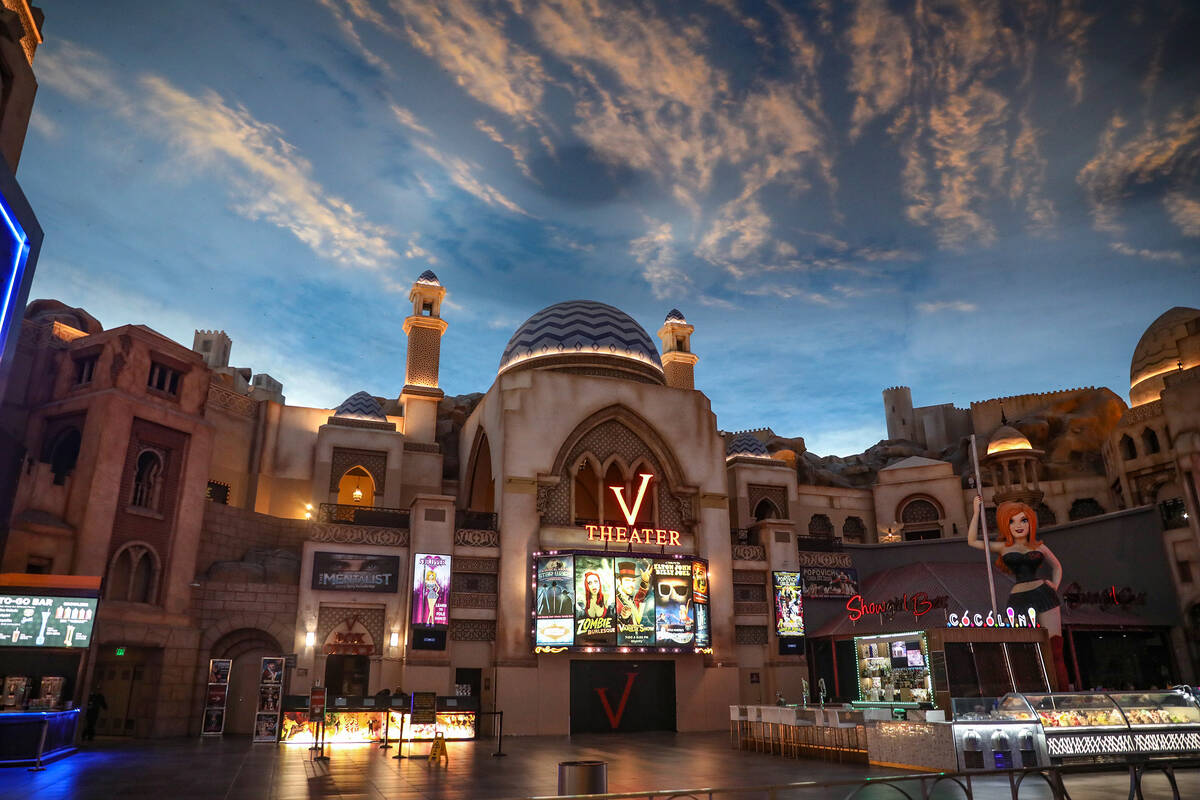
[{"xmin": 569, "ymin": 660, "xmax": 675, "ymax": 734}]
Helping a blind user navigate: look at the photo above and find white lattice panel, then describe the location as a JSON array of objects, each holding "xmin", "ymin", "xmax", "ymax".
[
  {"xmin": 1046, "ymin": 733, "xmax": 1133, "ymax": 756},
  {"xmin": 1132, "ymin": 731, "xmax": 1200, "ymax": 752}
]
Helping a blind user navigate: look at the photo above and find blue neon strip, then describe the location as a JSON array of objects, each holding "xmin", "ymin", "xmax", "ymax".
[
  {"xmin": 0, "ymin": 709, "xmax": 80, "ymax": 721},
  {"xmin": 0, "ymin": 193, "xmax": 29, "ymax": 348}
]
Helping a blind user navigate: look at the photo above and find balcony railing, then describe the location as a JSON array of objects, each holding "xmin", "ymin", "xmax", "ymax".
[
  {"xmin": 795, "ymin": 535, "xmax": 843, "ymax": 552},
  {"xmin": 456, "ymin": 509, "xmax": 499, "ymax": 531},
  {"xmin": 318, "ymin": 503, "xmax": 411, "ymax": 529}
]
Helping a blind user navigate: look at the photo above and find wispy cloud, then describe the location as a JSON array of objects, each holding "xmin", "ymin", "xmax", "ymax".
[
  {"xmin": 1109, "ymin": 241, "xmax": 1184, "ymax": 263},
  {"xmin": 413, "ymin": 141, "xmax": 529, "ymax": 215},
  {"xmin": 631, "ymin": 220, "xmax": 689, "ymax": 299},
  {"xmin": 38, "ymin": 41, "xmax": 399, "ymax": 273},
  {"xmin": 916, "ymin": 300, "xmax": 977, "ymax": 313},
  {"xmin": 1164, "ymin": 192, "xmax": 1200, "ymax": 237},
  {"xmin": 391, "ymin": 104, "xmax": 432, "ymax": 136},
  {"xmin": 316, "ymin": 0, "xmax": 393, "ymax": 75}
]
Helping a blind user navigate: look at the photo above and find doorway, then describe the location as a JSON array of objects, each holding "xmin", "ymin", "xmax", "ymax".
[
  {"xmin": 324, "ymin": 654, "xmax": 370, "ymax": 696},
  {"xmin": 226, "ymin": 646, "xmax": 276, "ymax": 734},
  {"xmin": 569, "ymin": 660, "xmax": 675, "ymax": 734},
  {"xmin": 91, "ymin": 646, "xmax": 160, "ymax": 737}
]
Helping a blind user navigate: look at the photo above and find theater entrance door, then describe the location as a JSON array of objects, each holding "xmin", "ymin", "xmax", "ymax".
[{"xmin": 569, "ymin": 660, "xmax": 675, "ymax": 734}]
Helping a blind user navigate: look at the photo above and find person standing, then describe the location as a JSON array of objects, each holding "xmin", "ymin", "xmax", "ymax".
[{"xmin": 83, "ymin": 691, "xmax": 107, "ymax": 741}]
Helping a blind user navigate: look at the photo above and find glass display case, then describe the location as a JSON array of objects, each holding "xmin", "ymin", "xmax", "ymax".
[
  {"xmin": 1108, "ymin": 691, "xmax": 1200, "ymax": 728},
  {"xmin": 853, "ymin": 631, "xmax": 933, "ymax": 707},
  {"xmin": 950, "ymin": 696, "xmax": 1047, "ymax": 770}
]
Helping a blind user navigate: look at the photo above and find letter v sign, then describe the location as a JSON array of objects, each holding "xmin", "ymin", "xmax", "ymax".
[
  {"xmin": 610, "ymin": 473, "xmax": 653, "ymax": 526},
  {"xmin": 594, "ymin": 673, "xmax": 638, "ymax": 729}
]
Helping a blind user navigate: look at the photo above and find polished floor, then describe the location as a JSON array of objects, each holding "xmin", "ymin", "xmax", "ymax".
[{"xmin": 0, "ymin": 732, "xmax": 1197, "ymax": 799}]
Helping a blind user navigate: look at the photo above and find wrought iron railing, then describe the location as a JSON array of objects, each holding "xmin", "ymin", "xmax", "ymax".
[
  {"xmin": 318, "ymin": 503, "xmax": 410, "ymax": 529},
  {"xmin": 795, "ymin": 534, "xmax": 843, "ymax": 552},
  {"xmin": 456, "ymin": 509, "xmax": 499, "ymax": 531}
]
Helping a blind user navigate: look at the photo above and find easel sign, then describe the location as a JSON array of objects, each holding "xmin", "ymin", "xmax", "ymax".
[{"xmin": 428, "ymin": 731, "xmax": 448, "ymax": 764}]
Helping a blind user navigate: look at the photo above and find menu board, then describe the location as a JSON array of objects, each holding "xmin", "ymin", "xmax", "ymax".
[
  {"xmin": 412, "ymin": 554, "xmax": 451, "ymax": 627},
  {"xmin": 411, "ymin": 691, "xmax": 437, "ymax": 725},
  {"xmin": 533, "ymin": 552, "xmax": 711, "ymax": 652},
  {"xmin": 772, "ymin": 572, "xmax": 805, "ymax": 637},
  {"xmin": 0, "ymin": 594, "xmax": 97, "ymax": 648}
]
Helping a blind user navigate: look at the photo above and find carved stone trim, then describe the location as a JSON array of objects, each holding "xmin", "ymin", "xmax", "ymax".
[
  {"xmin": 797, "ymin": 551, "xmax": 852, "ymax": 568},
  {"xmin": 449, "ymin": 619, "xmax": 496, "ymax": 641},
  {"xmin": 732, "ymin": 544, "xmax": 766, "ymax": 562},
  {"xmin": 454, "ymin": 529, "xmax": 499, "ymax": 547},
  {"xmin": 405, "ymin": 441, "xmax": 441, "ymax": 453},
  {"xmin": 207, "ymin": 383, "xmax": 256, "ymax": 418},
  {"xmin": 309, "ymin": 524, "xmax": 409, "ymax": 547},
  {"xmin": 317, "ymin": 605, "xmax": 385, "ymax": 654},
  {"xmin": 450, "ymin": 592, "xmax": 497, "ymax": 609},
  {"xmin": 452, "ymin": 557, "xmax": 499, "ymax": 574},
  {"xmin": 1119, "ymin": 399, "xmax": 1163, "ymax": 427}
]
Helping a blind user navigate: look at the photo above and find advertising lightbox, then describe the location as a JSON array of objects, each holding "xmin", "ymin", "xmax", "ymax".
[
  {"xmin": 412, "ymin": 553, "xmax": 451, "ymax": 627},
  {"xmin": 311, "ymin": 551, "xmax": 400, "ymax": 593},
  {"xmin": 533, "ymin": 551, "xmax": 710, "ymax": 652},
  {"xmin": 772, "ymin": 572, "xmax": 805, "ymax": 638},
  {"xmin": 0, "ymin": 594, "xmax": 97, "ymax": 648}
]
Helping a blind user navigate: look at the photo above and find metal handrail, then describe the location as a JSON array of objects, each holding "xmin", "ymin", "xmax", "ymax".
[
  {"xmin": 457, "ymin": 509, "xmax": 499, "ymax": 530},
  {"xmin": 318, "ymin": 503, "xmax": 410, "ymax": 528},
  {"xmin": 499, "ymin": 758, "xmax": 1200, "ymax": 800}
]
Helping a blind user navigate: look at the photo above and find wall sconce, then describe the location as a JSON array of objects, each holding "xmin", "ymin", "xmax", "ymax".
[
  {"xmin": 305, "ymin": 630, "xmax": 315, "ymax": 648},
  {"xmin": 304, "ymin": 503, "xmax": 313, "ymax": 520},
  {"xmin": 390, "ymin": 631, "xmax": 400, "ymax": 648}
]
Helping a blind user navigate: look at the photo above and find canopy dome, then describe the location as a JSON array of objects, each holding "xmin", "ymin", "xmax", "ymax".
[
  {"xmin": 498, "ymin": 300, "xmax": 663, "ymax": 383},
  {"xmin": 1130, "ymin": 306, "xmax": 1200, "ymax": 406},
  {"xmin": 334, "ymin": 391, "xmax": 387, "ymax": 422},
  {"xmin": 726, "ymin": 432, "xmax": 770, "ymax": 459},
  {"xmin": 986, "ymin": 425, "xmax": 1033, "ymax": 456}
]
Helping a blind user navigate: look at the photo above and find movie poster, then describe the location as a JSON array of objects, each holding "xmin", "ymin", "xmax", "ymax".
[
  {"xmin": 536, "ymin": 554, "xmax": 575, "ymax": 647},
  {"xmin": 654, "ymin": 561, "xmax": 694, "ymax": 645},
  {"xmin": 258, "ymin": 685, "xmax": 281, "ymax": 713},
  {"xmin": 202, "ymin": 708, "xmax": 225, "ymax": 735},
  {"xmin": 614, "ymin": 557, "xmax": 656, "ymax": 647},
  {"xmin": 412, "ymin": 553, "xmax": 451, "ymax": 627},
  {"xmin": 573, "ymin": 555, "xmax": 616, "ymax": 645},
  {"xmin": 773, "ymin": 572, "xmax": 805, "ymax": 637},
  {"xmin": 692, "ymin": 561, "xmax": 711, "ymax": 647},
  {"xmin": 206, "ymin": 684, "xmax": 227, "ymax": 707},
  {"xmin": 800, "ymin": 566, "xmax": 859, "ymax": 598}
]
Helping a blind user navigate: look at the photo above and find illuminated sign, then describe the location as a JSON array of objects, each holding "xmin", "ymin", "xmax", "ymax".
[
  {"xmin": 311, "ymin": 551, "xmax": 400, "ymax": 593},
  {"xmin": 412, "ymin": 554, "xmax": 451, "ymax": 627},
  {"xmin": 0, "ymin": 192, "xmax": 32, "ymax": 361},
  {"xmin": 800, "ymin": 566, "xmax": 859, "ymax": 598},
  {"xmin": 772, "ymin": 572, "xmax": 805, "ymax": 637},
  {"xmin": 578, "ymin": 474, "xmax": 684, "ymax": 547},
  {"xmin": 0, "ymin": 594, "xmax": 96, "ymax": 648},
  {"xmin": 947, "ymin": 607, "xmax": 1040, "ymax": 628},
  {"xmin": 844, "ymin": 592, "xmax": 949, "ymax": 623},
  {"xmin": 1062, "ymin": 583, "xmax": 1147, "ymax": 609},
  {"xmin": 533, "ymin": 551, "xmax": 710, "ymax": 653}
]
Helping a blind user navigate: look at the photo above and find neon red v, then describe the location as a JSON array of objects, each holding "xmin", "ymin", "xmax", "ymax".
[{"xmin": 594, "ymin": 673, "xmax": 638, "ymax": 729}]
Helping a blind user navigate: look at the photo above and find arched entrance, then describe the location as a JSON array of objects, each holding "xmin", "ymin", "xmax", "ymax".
[
  {"xmin": 211, "ymin": 628, "xmax": 282, "ymax": 736},
  {"xmin": 337, "ymin": 466, "xmax": 376, "ymax": 506}
]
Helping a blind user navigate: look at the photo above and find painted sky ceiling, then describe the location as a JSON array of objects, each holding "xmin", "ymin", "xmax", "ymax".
[{"xmin": 22, "ymin": 0, "xmax": 1200, "ymax": 455}]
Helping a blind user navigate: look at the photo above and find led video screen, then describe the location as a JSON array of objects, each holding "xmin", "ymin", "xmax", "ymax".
[{"xmin": 533, "ymin": 552, "xmax": 710, "ymax": 651}]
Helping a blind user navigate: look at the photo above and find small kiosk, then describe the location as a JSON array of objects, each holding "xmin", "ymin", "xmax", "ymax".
[{"xmin": 0, "ymin": 574, "xmax": 100, "ymax": 766}]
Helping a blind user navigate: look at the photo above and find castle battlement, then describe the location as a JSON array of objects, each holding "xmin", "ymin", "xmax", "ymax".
[{"xmin": 969, "ymin": 386, "xmax": 1097, "ymax": 408}]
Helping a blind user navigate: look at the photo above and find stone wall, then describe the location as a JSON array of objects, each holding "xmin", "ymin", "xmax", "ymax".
[{"xmin": 196, "ymin": 500, "xmax": 309, "ymax": 577}]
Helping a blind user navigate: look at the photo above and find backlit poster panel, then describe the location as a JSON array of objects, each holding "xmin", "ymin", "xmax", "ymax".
[
  {"xmin": 412, "ymin": 554, "xmax": 451, "ymax": 627},
  {"xmin": 773, "ymin": 572, "xmax": 805, "ymax": 637},
  {"xmin": 574, "ymin": 555, "xmax": 616, "ymax": 645},
  {"xmin": 654, "ymin": 561, "xmax": 694, "ymax": 645},
  {"xmin": 536, "ymin": 555, "xmax": 574, "ymax": 646},
  {"xmin": 692, "ymin": 561, "xmax": 710, "ymax": 648},
  {"xmin": 614, "ymin": 557, "xmax": 655, "ymax": 647},
  {"xmin": 0, "ymin": 594, "xmax": 97, "ymax": 647},
  {"xmin": 800, "ymin": 566, "xmax": 859, "ymax": 598}
]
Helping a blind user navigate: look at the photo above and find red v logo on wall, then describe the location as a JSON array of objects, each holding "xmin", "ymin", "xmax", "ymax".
[{"xmin": 594, "ymin": 673, "xmax": 638, "ymax": 729}]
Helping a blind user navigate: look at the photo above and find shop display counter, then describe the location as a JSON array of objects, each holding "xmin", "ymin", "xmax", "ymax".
[
  {"xmin": 279, "ymin": 695, "xmax": 477, "ymax": 744},
  {"xmin": 852, "ymin": 632, "xmax": 933, "ymax": 706},
  {"xmin": 0, "ymin": 709, "xmax": 79, "ymax": 766},
  {"xmin": 950, "ymin": 696, "xmax": 1047, "ymax": 770}
]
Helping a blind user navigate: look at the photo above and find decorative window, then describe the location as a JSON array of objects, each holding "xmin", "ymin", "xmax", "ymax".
[
  {"xmin": 1068, "ymin": 498, "xmax": 1104, "ymax": 521},
  {"xmin": 1142, "ymin": 428, "xmax": 1161, "ymax": 455},
  {"xmin": 1120, "ymin": 435, "xmax": 1137, "ymax": 461},
  {"xmin": 147, "ymin": 362, "xmax": 182, "ymax": 396},
  {"xmin": 808, "ymin": 514, "xmax": 834, "ymax": 537},
  {"xmin": 753, "ymin": 498, "xmax": 781, "ymax": 521},
  {"xmin": 131, "ymin": 450, "xmax": 164, "ymax": 510},
  {"xmin": 843, "ymin": 516, "xmax": 866, "ymax": 540},
  {"xmin": 106, "ymin": 543, "xmax": 160, "ymax": 604},
  {"xmin": 901, "ymin": 499, "xmax": 940, "ymax": 523},
  {"xmin": 73, "ymin": 356, "xmax": 97, "ymax": 385},
  {"xmin": 49, "ymin": 428, "xmax": 81, "ymax": 486},
  {"xmin": 206, "ymin": 480, "xmax": 230, "ymax": 505},
  {"xmin": 1035, "ymin": 503, "xmax": 1057, "ymax": 527}
]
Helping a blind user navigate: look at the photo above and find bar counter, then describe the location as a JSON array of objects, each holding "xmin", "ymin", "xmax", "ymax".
[{"xmin": 0, "ymin": 709, "xmax": 80, "ymax": 766}]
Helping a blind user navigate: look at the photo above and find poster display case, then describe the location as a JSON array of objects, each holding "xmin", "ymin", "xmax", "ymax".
[
  {"xmin": 278, "ymin": 695, "xmax": 478, "ymax": 744},
  {"xmin": 853, "ymin": 631, "xmax": 932, "ymax": 707}
]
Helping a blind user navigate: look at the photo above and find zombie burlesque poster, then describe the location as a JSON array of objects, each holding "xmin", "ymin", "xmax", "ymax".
[
  {"xmin": 614, "ymin": 558, "xmax": 656, "ymax": 647},
  {"xmin": 654, "ymin": 561, "xmax": 694, "ymax": 645},
  {"xmin": 536, "ymin": 556, "xmax": 575, "ymax": 646},
  {"xmin": 412, "ymin": 554, "xmax": 451, "ymax": 627},
  {"xmin": 692, "ymin": 561, "xmax": 711, "ymax": 647},
  {"xmin": 773, "ymin": 571, "xmax": 805, "ymax": 637},
  {"xmin": 573, "ymin": 555, "xmax": 616, "ymax": 645}
]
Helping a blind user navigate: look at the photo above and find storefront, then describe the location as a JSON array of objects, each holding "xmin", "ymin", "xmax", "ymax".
[{"xmin": 0, "ymin": 573, "xmax": 100, "ymax": 766}]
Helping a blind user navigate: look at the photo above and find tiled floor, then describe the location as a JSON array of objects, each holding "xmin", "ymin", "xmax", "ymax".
[{"xmin": 0, "ymin": 732, "xmax": 1196, "ymax": 799}]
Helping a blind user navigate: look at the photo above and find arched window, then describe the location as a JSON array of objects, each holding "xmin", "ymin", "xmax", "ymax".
[
  {"xmin": 106, "ymin": 543, "xmax": 160, "ymax": 604},
  {"xmin": 602, "ymin": 461, "xmax": 626, "ymax": 525},
  {"xmin": 629, "ymin": 460, "xmax": 656, "ymax": 527},
  {"xmin": 131, "ymin": 450, "xmax": 163, "ymax": 509},
  {"xmin": 809, "ymin": 514, "xmax": 834, "ymax": 538},
  {"xmin": 901, "ymin": 499, "xmax": 940, "ymax": 524},
  {"xmin": 753, "ymin": 497, "xmax": 781, "ymax": 521},
  {"xmin": 573, "ymin": 458, "xmax": 601, "ymax": 525},
  {"xmin": 843, "ymin": 516, "xmax": 866, "ymax": 541},
  {"xmin": 49, "ymin": 428, "xmax": 81, "ymax": 486},
  {"xmin": 1142, "ymin": 428, "xmax": 1161, "ymax": 455},
  {"xmin": 1120, "ymin": 435, "xmax": 1137, "ymax": 461},
  {"xmin": 337, "ymin": 466, "xmax": 375, "ymax": 506},
  {"xmin": 1069, "ymin": 498, "xmax": 1105, "ymax": 521},
  {"xmin": 467, "ymin": 433, "xmax": 495, "ymax": 513},
  {"xmin": 900, "ymin": 497, "xmax": 942, "ymax": 541},
  {"xmin": 1036, "ymin": 503, "xmax": 1057, "ymax": 527}
]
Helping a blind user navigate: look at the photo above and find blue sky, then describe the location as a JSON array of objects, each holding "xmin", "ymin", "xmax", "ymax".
[{"xmin": 20, "ymin": 0, "xmax": 1200, "ymax": 456}]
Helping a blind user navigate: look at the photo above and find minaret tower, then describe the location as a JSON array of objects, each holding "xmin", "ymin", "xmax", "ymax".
[
  {"xmin": 400, "ymin": 270, "xmax": 447, "ymax": 443},
  {"xmin": 657, "ymin": 308, "xmax": 698, "ymax": 390}
]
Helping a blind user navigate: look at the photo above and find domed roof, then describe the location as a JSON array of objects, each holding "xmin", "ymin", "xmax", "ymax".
[
  {"xmin": 1130, "ymin": 306, "xmax": 1200, "ymax": 406},
  {"xmin": 334, "ymin": 391, "xmax": 387, "ymax": 421},
  {"xmin": 498, "ymin": 300, "xmax": 662, "ymax": 379},
  {"xmin": 416, "ymin": 269, "xmax": 441, "ymax": 286},
  {"xmin": 665, "ymin": 308, "xmax": 687, "ymax": 323},
  {"xmin": 726, "ymin": 432, "xmax": 770, "ymax": 459},
  {"xmin": 986, "ymin": 425, "xmax": 1033, "ymax": 456}
]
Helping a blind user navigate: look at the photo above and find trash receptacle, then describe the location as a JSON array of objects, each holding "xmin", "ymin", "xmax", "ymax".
[{"xmin": 558, "ymin": 760, "xmax": 607, "ymax": 794}]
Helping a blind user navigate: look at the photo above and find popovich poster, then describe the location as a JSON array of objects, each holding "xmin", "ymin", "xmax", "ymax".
[{"xmin": 412, "ymin": 553, "xmax": 451, "ymax": 627}]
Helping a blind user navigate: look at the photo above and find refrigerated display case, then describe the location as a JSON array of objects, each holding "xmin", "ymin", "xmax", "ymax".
[{"xmin": 950, "ymin": 695, "xmax": 1047, "ymax": 770}]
